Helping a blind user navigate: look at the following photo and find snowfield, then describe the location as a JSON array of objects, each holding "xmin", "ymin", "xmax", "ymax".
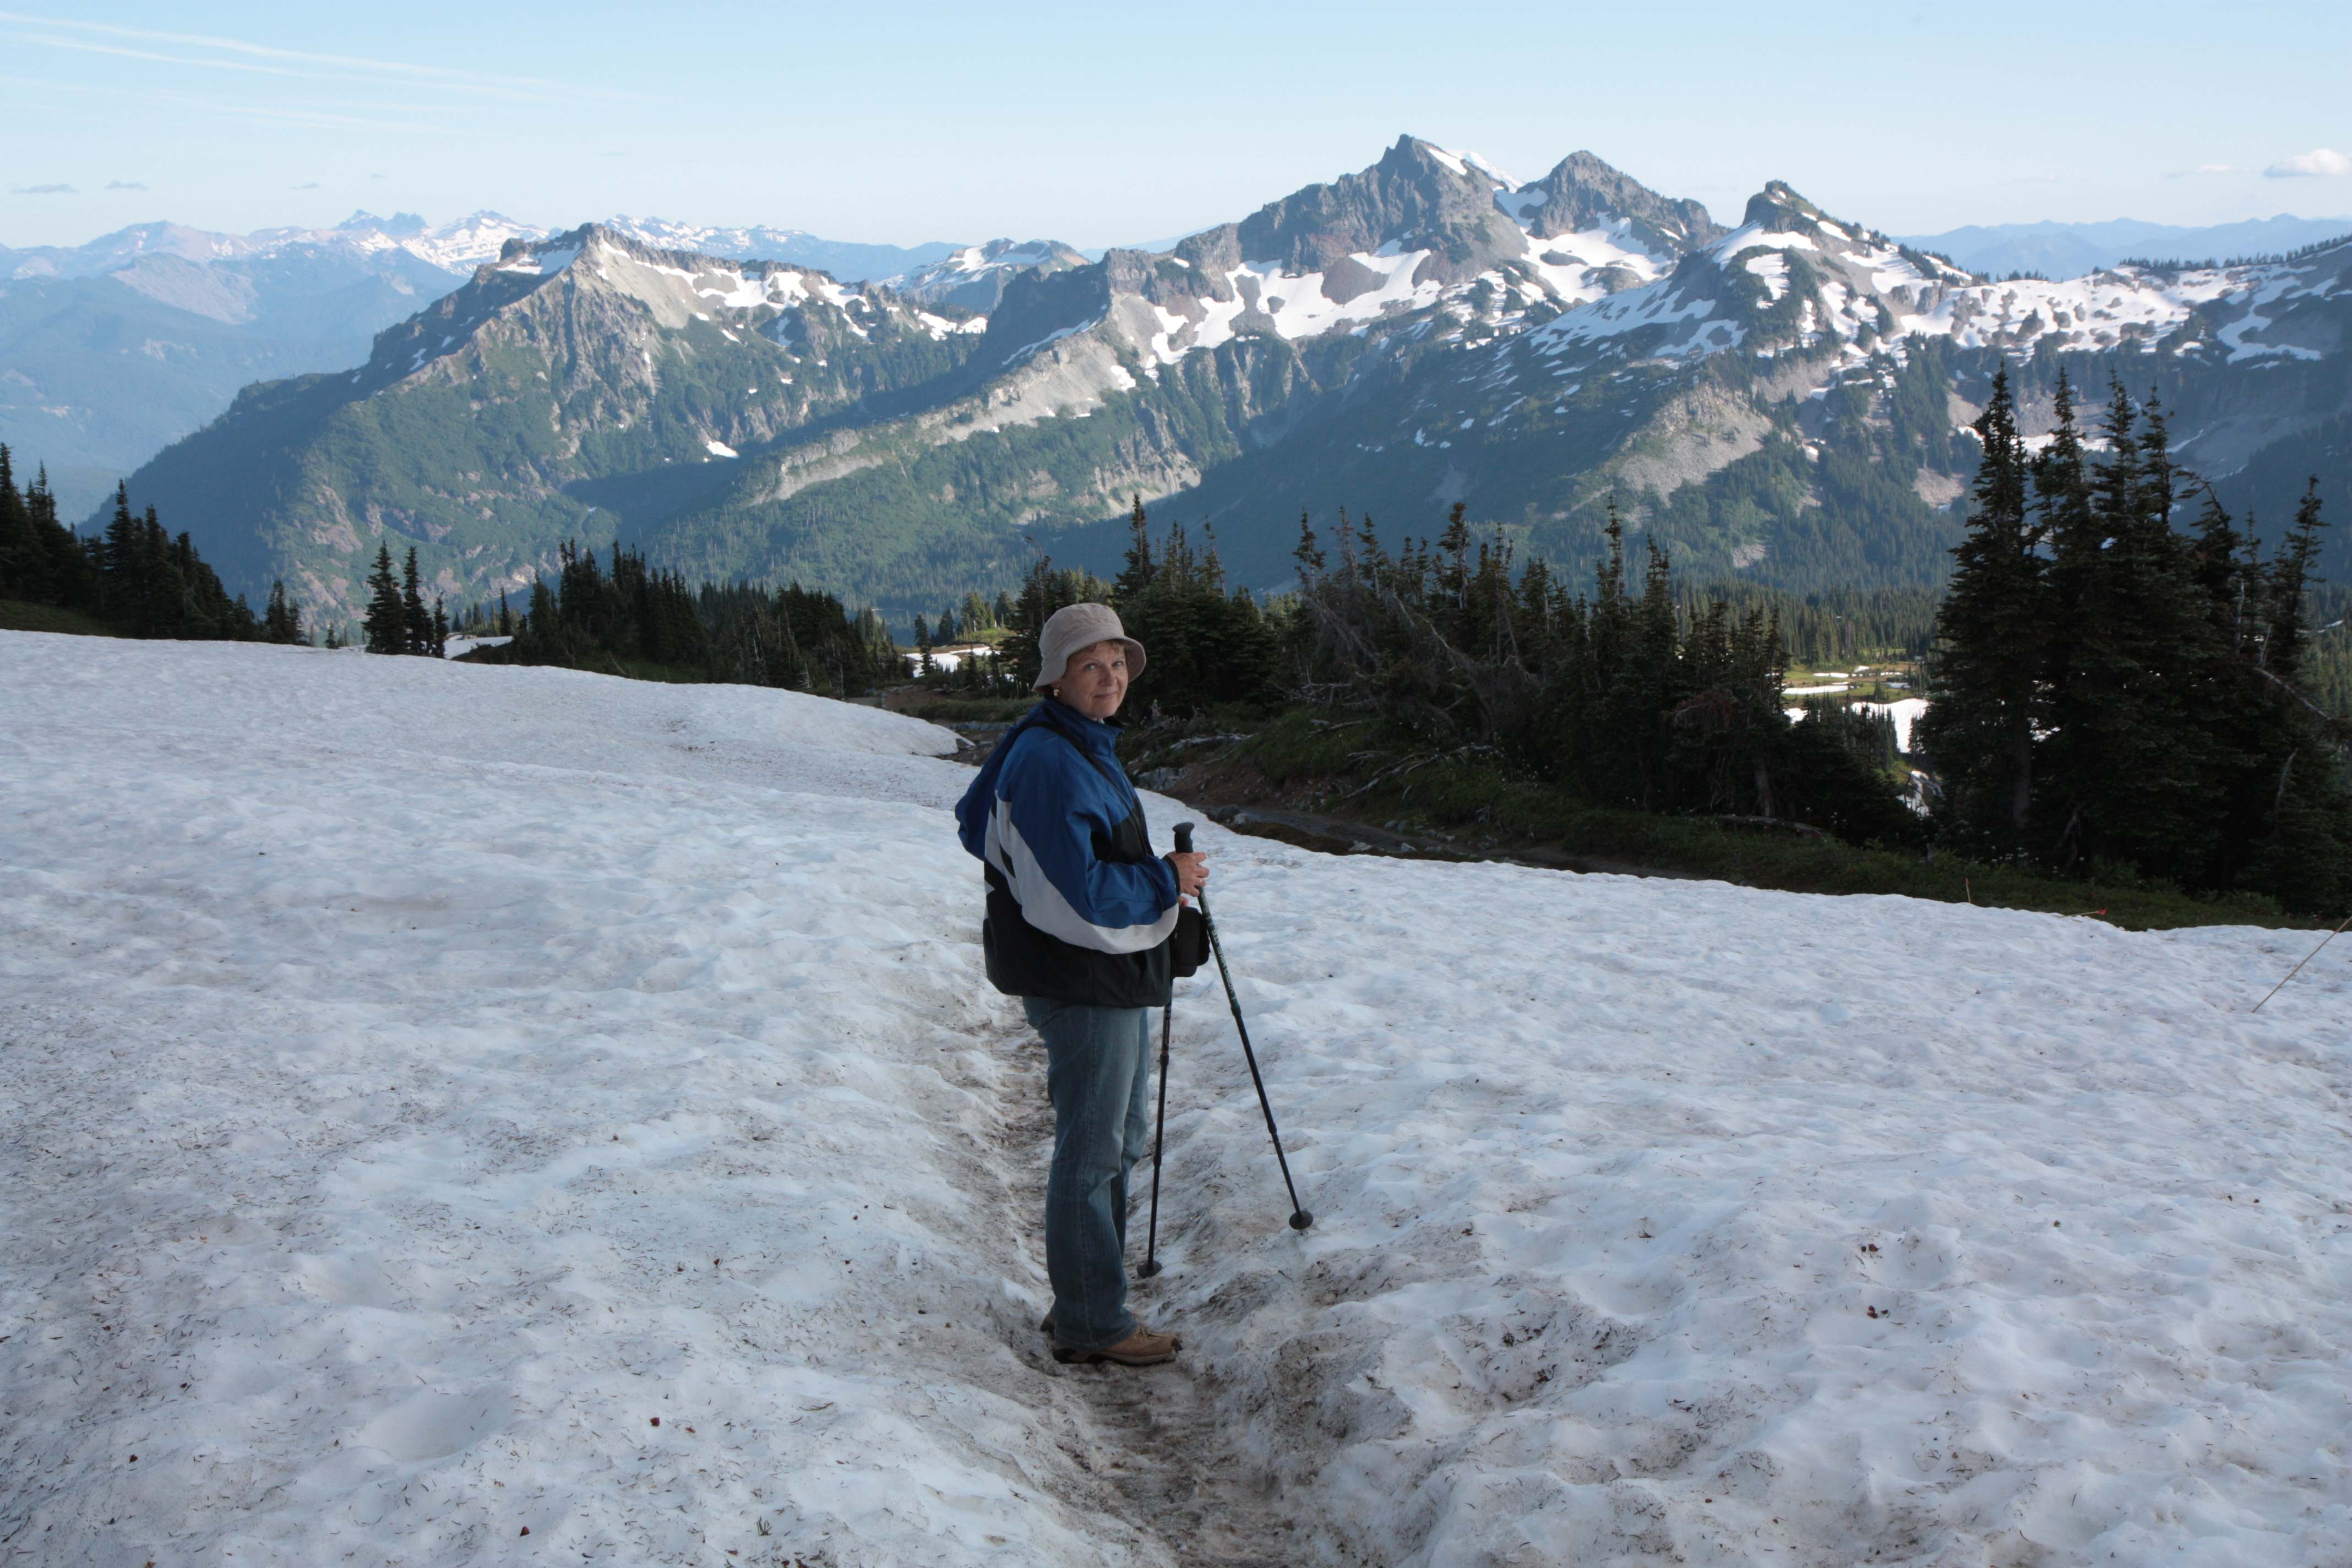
[{"xmin": 4, "ymin": 633, "xmax": 2349, "ymax": 1567}]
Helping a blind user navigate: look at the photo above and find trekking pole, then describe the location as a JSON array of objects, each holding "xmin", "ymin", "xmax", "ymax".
[
  {"xmin": 1138, "ymin": 981, "xmax": 1174, "ymax": 1280},
  {"xmin": 1180, "ymin": 821, "xmax": 1314, "ymax": 1233},
  {"xmin": 2251, "ymin": 910, "xmax": 2352, "ymax": 1013}
]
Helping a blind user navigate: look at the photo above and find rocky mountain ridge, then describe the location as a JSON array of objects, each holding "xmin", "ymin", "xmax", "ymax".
[{"xmin": 91, "ymin": 137, "xmax": 2352, "ymax": 626}]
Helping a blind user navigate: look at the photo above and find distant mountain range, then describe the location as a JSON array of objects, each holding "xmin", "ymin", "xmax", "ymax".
[
  {"xmin": 85, "ymin": 139, "xmax": 2351, "ymax": 633},
  {"xmin": 1898, "ymin": 216, "xmax": 2352, "ymax": 280},
  {"xmin": 0, "ymin": 212, "xmax": 1047, "ymax": 518}
]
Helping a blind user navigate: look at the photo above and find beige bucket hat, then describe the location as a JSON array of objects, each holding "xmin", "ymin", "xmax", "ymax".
[{"xmin": 1035, "ymin": 602, "xmax": 1146, "ymax": 692}]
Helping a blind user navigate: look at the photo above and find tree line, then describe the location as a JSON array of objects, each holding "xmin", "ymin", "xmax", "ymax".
[
  {"xmin": 1, "ymin": 451, "xmax": 305, "ymax": 644},
  {"xmin": 914, "ymin": 590, "xmax": 1017, "ymax": 650},
  {"xmin": 1920, "ymin": 369, "xmax": 2349, "ymax": 913},
  {"xmin": 465, "ymin": 540, "xmax": 895, "ymax": 699},
  {"xmin": 360, "ymin": 542, "xmax": 448, "ymax": 656},
  {"xmin": 933, "ymin": 450, "xmax": 2346, "ymax": 911},
  {"xmin": 1283, "ymin": 500, "xmax": 1919, "ymax": 845},
  {"xmin": 914, "ymin": 494, "xmax": 1915, "ymax": 844},
  {"xmin": 928, "ymin": 497, "xmax": 1287, "ymax": 710}
]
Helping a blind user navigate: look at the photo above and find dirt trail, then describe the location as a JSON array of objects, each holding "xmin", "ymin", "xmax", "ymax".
[{"xmin": 979, "ymin": 1020, "xmax": 1306, "ymax": 1568}]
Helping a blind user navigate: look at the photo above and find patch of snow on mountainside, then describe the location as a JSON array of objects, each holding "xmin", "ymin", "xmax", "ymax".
[
  {"xmin": 1527, "ymin": 274, "xmax": 1729, "ymax": 357},
  {"xmin": 390, "ymin": 213, "xmax": 551, "ymax": 271},
  {"xmin": 1712, "ymin": 226, "xmax": 1820, "ymax": 257},
  {"xmin": 918, "ymin": 311, "xmax": 989, "ymax": 337},
  {"xmin": 6, "ymin": 635, "xmax": 2350, "ymax": 1566},
  {"xmin": 543, "ymin": 234, "xmax": 889, "ymax": 325},
  {"xmin": 933, "ymin": 243, "xmax": 1058, "ymax": 277},
  {"xmin": 496, "ymin": 242, "xmax": 580, "ymax": 277},
  {"xmin": 599, "ymin": 217, "xmax": 817, "ymax": 260},
  {"xmin": 1000, "ymin": 319, "xmax": 1100, "ymax": 364},
  {"xmin": 1103, "ymin": 187, "xmax": 2337, "ymax": 377},
  {"xmin": 1130, "ymin": 249, "xmax": 1445, "ymax": 363},
  {"xmin": 882, "ymin": 239, "xmax": 1085, "ymax": 312},
  {"xmin": 1897, "ymin": 267, "xmax": 2242, "ymax": 353},
  {"xmin": 1421, "ymin": 144, "xmax": 1471, "ymax": 177},
  {"xmin": 2212, "ymin": 271, "xmax": 2331, "ymax": 362},
  {"xmin": 1517, "ymin": 222, "xmax": 1674, "ymax": 304},
  {"xmin": 1502, "ymin": 213, "xmax": 2343, "ymax": 371}
]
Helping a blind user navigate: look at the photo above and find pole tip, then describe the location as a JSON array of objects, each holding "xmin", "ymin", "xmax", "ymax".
[
  {"xmin": 1289, "ymin": 1211, "xmax": 1314, "ymax": 1231},
  {"xmin": 1136, "ymin": 1259, "xmax": 1162, "ymax": 1278}
]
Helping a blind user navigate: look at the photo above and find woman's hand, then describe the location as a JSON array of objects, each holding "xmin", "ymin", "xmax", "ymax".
[{"xmin": 1166, "ymin": 850, "xmax": 1209, "ymax": 905}]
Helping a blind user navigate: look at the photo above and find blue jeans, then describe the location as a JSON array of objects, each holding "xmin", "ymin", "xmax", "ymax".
[{"xmin": 1023, "ymin": 997, "xmax": 1153, "ymax": 1351}]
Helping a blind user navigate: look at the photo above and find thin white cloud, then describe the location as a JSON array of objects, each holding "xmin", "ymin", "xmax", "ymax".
[
  {"xmin": 12, "ymin": 182, "xmax": 77, "ymax": 194},
  {"xmin": 105, "ymin": 179, "xmax": 147, "ymax": 190},
  {"xmin": 2266, "ymin": 148, "xmax": 2352, "ymax": 179},
  {"xmin": 0, "ymin": 9, "xmax": 649, "ymax": 102},
  {"xmin": 14, "ymin": 32, "xmax": 336, "ymax": 79},
  {"xmin": 0, "ymin": 72, "xmax": 465, "ymax": 133},
  {"xmin": 291, "ymin": 182, "xmax": 321, "ymax": 190}
]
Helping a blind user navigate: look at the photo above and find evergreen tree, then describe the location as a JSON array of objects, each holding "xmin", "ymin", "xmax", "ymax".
[
  {"xmin": 1292, "ymin": 509, "xmax": 1325, "ymax": 578},
  {"xmin": 1287, "ymin": 494, "xmax": 1910, "ymax": 845},
  {"xmin": 130, "ymin": 508, "xmax": 188, "ymax": 638},
  {"xmin": 264, "ymin": 580, "xmax": 304, "ymax": 645},
  {"xmin": 432, "ymin": 596, "xmax": 449, "ymax": 657},
  {"xmin": 0, "ymin": 445, "xmax": 31, "ymax": 598},
  {"xmin": 400, "ymin": 547, "xmax": 432, "ymax": 656},
  {"xmin": 0, "ymin": 446, "xmax": 96, "ymax": 609},
  {"xmin": 1110, "ymin": 502, "xmax": 1279, "ymax": 713},
  {"xmin": 1000, "ymin": 554, "xmax": 1115, "ymax": 690},
  {"xmin": 1914, "ymin": 378, "xmax": 2350, "ymax": 910},
  {"xmin": 363, "ymin": 544, "xmax": 405, "ymax": 654},
  {"xmin": 2266, "ymin": 480, "xmax": 2329, "ymax": 683},
  {"xmin": 98, "ymin": 484, "xmax": 140, "ymax": 617},
  {"xmin": 2186, "ymin": 486, "xmax": 2251, "ymax": 656},
  {"xmin": 1114, "ymin": 494, "xmax": 1156, "ymax": 601},
  {"xmin": 2038, "ymin": 382, "xmax": 2226, "ymax": 878},
  {"xmin": 1918, "ymin": 367, "xmax": 2049, "ymax": 852}
]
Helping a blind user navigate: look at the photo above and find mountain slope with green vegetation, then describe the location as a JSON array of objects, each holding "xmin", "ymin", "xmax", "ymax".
[
  {"xmin": 106, "ymin": 226, "xmax": 989, "ymax": 628},
  {"xmin": 88, "ymin": 140, "xmax": 2352, "ymax": 630}
]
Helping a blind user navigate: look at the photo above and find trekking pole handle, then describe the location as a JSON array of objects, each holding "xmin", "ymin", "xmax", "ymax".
[{"xmin": 1174, "ymin": 821, "xmax": 1196, "ymax": 854}]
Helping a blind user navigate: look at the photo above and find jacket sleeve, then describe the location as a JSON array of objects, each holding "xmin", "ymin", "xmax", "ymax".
[{"xmin": 984, "ymin": 736, "xmax": 1179, "ymax": 955}]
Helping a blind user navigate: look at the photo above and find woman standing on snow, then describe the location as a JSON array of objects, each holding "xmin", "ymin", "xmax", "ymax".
[{"xmin": 954, "ymin": 603, "xmax": 1207, "ymax": 1368}]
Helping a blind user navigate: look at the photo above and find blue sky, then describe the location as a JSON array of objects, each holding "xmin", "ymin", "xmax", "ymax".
[{"xmin": 5, "ymin": 1, "xmax": 2348, "ymax": 249}]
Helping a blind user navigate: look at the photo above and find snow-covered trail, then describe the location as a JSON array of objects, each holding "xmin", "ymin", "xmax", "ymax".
[
  {"xmin": 5, "ymin": 633, "xmax": 2351, "ymax": 1566},
  {"xmin": 1149, "ymin": 866, "xmax": 2352, "ymax": 1565},
  {"xmin": 0, "ymin": 638, "xmax": 1186, "ymax": 1565}
]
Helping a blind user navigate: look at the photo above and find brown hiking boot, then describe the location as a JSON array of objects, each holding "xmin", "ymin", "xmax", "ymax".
[{"xmin": 1051, "ymin": 1325, "xmax": 1181, "ymax": 1366}]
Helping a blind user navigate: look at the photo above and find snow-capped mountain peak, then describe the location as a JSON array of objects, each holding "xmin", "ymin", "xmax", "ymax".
[{"xmin": 884, "ymin": 238, "xmax": 1088, "ymax": 312}]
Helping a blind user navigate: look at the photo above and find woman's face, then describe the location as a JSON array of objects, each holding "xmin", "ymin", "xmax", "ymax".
[{"xmin": 1058, "ymin": 639, "xmax": 1130, "ymax": 720}]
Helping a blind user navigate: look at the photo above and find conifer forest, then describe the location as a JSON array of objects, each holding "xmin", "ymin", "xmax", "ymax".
[{"xmin": 8, "ymin": 398, "xmax": 2348, "ymax": 916}]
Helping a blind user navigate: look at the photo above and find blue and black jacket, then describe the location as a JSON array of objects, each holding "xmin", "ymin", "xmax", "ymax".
[{"xmin": 954, "ymin": 698, "xmax": 1179, "ymax": 1008}]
